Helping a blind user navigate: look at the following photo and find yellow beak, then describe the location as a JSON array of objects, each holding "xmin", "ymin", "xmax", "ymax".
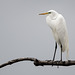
[{"xmin": 39, "ymin": 12, "xmax": 49, "ymax": 15}]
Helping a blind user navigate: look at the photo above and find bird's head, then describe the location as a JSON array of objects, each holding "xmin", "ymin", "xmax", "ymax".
[{"xmin": 39, "ymin": 10, "xmax": 58, "ymax": 20}]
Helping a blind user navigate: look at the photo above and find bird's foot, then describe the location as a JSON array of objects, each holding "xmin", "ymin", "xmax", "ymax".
[
  {"xmin": 52, "ymin": 60, "xmax": 55, "ymax": 66},
  {"xmin": 60, "ymin": 59, "xmax": 62, "ymax": 62}
]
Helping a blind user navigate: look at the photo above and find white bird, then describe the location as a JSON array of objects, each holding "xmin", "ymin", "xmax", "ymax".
[{"xmin": 39, "ymin": 10, "xmax": 69, "ymax": 61}]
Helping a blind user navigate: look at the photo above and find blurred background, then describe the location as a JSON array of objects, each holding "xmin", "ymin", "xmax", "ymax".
[{"xmin": 0, "ymin": 0, "xmax": 75, "ymax": 75}]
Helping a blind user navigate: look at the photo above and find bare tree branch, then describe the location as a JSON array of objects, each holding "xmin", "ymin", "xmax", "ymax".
[{"xmin": 0, "ymin": 57, "xmax": 75, "ymax": 68}]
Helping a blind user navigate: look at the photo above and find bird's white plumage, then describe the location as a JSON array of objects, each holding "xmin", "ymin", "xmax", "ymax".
[{"xmin": 46, "ymin": 10, "xmax": 69, "ymax": 59}]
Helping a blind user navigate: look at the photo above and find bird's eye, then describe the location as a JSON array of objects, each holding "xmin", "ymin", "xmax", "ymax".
[{"xmin": 48, "ymin": 12, "xmax": 51, "ymax": 14}]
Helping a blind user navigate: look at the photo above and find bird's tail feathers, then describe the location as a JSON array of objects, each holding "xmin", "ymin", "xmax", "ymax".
[{"xmin": 66, "ymin": 48, "xmax": 69, "ymax": 61}]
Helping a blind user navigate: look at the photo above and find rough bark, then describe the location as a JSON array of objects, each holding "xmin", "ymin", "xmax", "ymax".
[{"xmin": 0, "ymin": 57, "xmax": 75, "ymax": 68}]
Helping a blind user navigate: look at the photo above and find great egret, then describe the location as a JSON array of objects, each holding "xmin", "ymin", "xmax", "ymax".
[{"xmin": 39, "ymin": 10, "xmax": 69, "ymax": 61}]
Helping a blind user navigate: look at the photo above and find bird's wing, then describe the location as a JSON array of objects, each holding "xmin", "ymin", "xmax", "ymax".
[{"xmin": 56, "ymin": 15, "xmax": 69, "ymax": 52}]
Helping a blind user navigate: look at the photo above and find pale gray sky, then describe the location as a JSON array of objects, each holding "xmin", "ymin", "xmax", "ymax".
[{"xmin": 0, "ymin": 0, "xmax": 75, "ymax": 75}]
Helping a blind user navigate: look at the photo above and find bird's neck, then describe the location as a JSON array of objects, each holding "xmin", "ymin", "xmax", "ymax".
[{"xmin": 49, "ymin": 13, "xmax": 58, "ymax": 20}]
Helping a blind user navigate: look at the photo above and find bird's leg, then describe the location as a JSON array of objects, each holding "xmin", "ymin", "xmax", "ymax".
[
  {"xmin": 60, "ymin": 45, "xmax": 62, "ymax": 61},
  {"xmin": 53, "ymin": 42, "xmax": 57, "ymax": 61}
]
